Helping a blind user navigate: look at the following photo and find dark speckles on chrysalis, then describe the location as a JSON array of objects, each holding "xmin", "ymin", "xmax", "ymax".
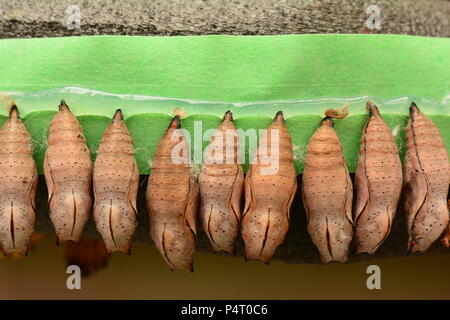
[
  {"xmin": 302, "ymin": 108, "xmax": 353, "ymax": 263},
  {"xmin": 241, "ymin": 111, "xmax": 297, "ymax": 264},
  {"xmin": 146, "ymin": 116, "xmax": 199, "ymax": 271},
  {"xmin": 199, "ymin": 111, "xmax": 244, "ymax": 253},
  {"xmin": 353, "ymin": 102, "xmax": 402, "ymax": 255},
  {"xmin": 404, "ymin": 102, "xmax": 449, "ymax": 253},
  {"xmin": 44, "ymin": 101, "xmax": 93, "ymax": 243}
]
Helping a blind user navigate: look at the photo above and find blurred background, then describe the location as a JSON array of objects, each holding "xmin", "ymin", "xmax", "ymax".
[{"xmin": 1, "ymin": 234, "xmax": 450, "ymax": 299}]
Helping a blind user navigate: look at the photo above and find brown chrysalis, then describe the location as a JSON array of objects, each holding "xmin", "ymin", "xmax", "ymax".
[
  {"xmin": 302, "ymin": 109, "xmax": 353, "ymax": 263},
  {"xmin": 44, "ymin": 100, "xmax": 93, "ymax": 244},
  {"xmin": 404, "ymin": 102, "xmax": 449, "ymax": 253},
  {"xmin": 93, "ymin": 109, "xmax": 138, "ymax": 254},
  {"xmin": 199, "ymin": 111, "xmax": 244, "ymax": 253},
  {"xmin": 0, "ymin": 106, "xmax": 37, "ymax": 256},
  {"xmin": 146, "ymin": 116, "xmax": 198, "ymax": 271},
  {"xmin": 241, "ymin": 111, "xmax": 297, "ymax": 264},
  {"xmin": 353, "ymin": 102, "xmax": 403, "ymax": 254}
]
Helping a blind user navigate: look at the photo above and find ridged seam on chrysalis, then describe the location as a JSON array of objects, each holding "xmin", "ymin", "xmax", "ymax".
[
  {"xmin": 404, "ymin": 102, "xmax": 449, "ymax": 253},
  {"xmin": 199, "ymin": 111, "xmax": 244, "ymax": 253},
  {"xmin": 146, "ymin": 115, "xmax": 199, "ymax": 271},
  {"xmin": 44, "ymin": 100, "xmax": 93, "ymax": 244},
  {"xmin": 93, "ymin": 109, "xmax": 138, "ymax": 254},
  {"xmin": 0, "ymin": 105, "xmax": 37, "ymax": 256},
  {"xmin": 302, "ymin": 107, "xmax": 353, "ymax": 263},
  {"xmin": 353, "ymin": 102, "xmax": 402, "ymax": 255},
  {"xmin": 241, "ymin": 111, "xmax": 297, "ymax": 264}
]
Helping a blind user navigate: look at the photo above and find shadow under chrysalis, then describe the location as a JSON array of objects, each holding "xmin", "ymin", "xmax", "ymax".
[{"xmin": 199, "ymin": 111, "xmax": 244, "ymax": 254}]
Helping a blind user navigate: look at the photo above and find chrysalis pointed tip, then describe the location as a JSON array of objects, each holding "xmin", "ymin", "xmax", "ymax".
[
  {"xmin": 223, "ymin": 110, "xmax": 233, "ymax": 122},
  {"xmin": 9, "ymin": 105, "xmax": 20, "ymax": 119},
  {"xmin": 168, "ymin": 115, "xmax": 181, "ymax": 129},
  {"xmin": 274, "ymin": 111, "xmax": 284, "ymax": 122},
  {"xmin": 366, "ymin": 101, "xmax": 380, "ymax": 117},
  {"xmin": 321, "ymin": 116, "xmax": 334, "ymax": 127},
  {"xmin": 59, "ymin": 100, "xmax": 70, "ymax": 111},
  {"xmin": 113, "ymin": 109, "xmax": 124, "ymax": 120},
  {"xmin": 409, "ymin": 102, "xmax": 420, "ymax": 116}
]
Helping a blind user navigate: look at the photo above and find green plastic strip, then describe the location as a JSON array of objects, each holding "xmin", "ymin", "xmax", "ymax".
[{"xmin": 0, "ymin": 35, "xmax": 448, "ymax": 174}]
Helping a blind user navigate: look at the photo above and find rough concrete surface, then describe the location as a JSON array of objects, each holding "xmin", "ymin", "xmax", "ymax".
[
  {"xmin": 1, "ymin": 1, "xmax": 449, "ymax": 263},
  {"xmin": 0, "ymin": 0, "xmax": 449, "ymax": 38}
]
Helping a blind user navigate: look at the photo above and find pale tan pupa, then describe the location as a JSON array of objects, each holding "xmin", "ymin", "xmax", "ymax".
[
  {"xmin": 241, "ymin": 111, "xmax": 297, "ymax": 264},
  {"xmin": 0, "ymin": 106, "xmax": 38, "ymax": 256},
  {"xmin": 44, "ymin": 100, "xmax": 93, "ymax": 244},
  {"xmin": 146, "ymin": 116, "xmax": 198, "ymax": 271},
  {"xmin": 404, "ymin": 102, "xmax": 449, "ymax": 253},
  {"xmin": 353, "ymin": 102, "xmax": 403, "ymax": 254},
  {"xmin": 199, "ymin": 111, "xmax": 244, "ymax": 253},
  {"xmin": 302, "ymin": 112, "xmax": 353, "ymax": 263},
  {"xmin": 93, "ymin": 109, "xmax": 138, "ymax": 254}
]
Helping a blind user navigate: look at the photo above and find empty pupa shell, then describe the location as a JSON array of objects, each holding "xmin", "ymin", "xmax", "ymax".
[
  {"xmin": 44, "ymin": 101, "xmax": 93, "ymax": 244},
  {"xmin": 353, "ymin": 102, "xmax": 403, "ymax": 254},
  {"xmin": 404, "ymin": 103, "xmax": 449, "ymax": 253},
  {"xmin": 241, "ymin": 111, "xmax": 297, "ymax": 264},
  {"xmin": 302, "ymin": 114, "xmax": 353, "ymax": 263},
  {"xmin": 199, "ymin": 111, "xmax": 244, "ymax": 253},
  {"xmin": 146, "ymin": 116, "xmax": 198, "ymax": 271},
  {"xmin": 0, "ymin": 106, "xmax": 38, "ymax": 256},
  {"xmin": 93, "ymin": 109, "xmax": 138, "ymax": 254}
]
